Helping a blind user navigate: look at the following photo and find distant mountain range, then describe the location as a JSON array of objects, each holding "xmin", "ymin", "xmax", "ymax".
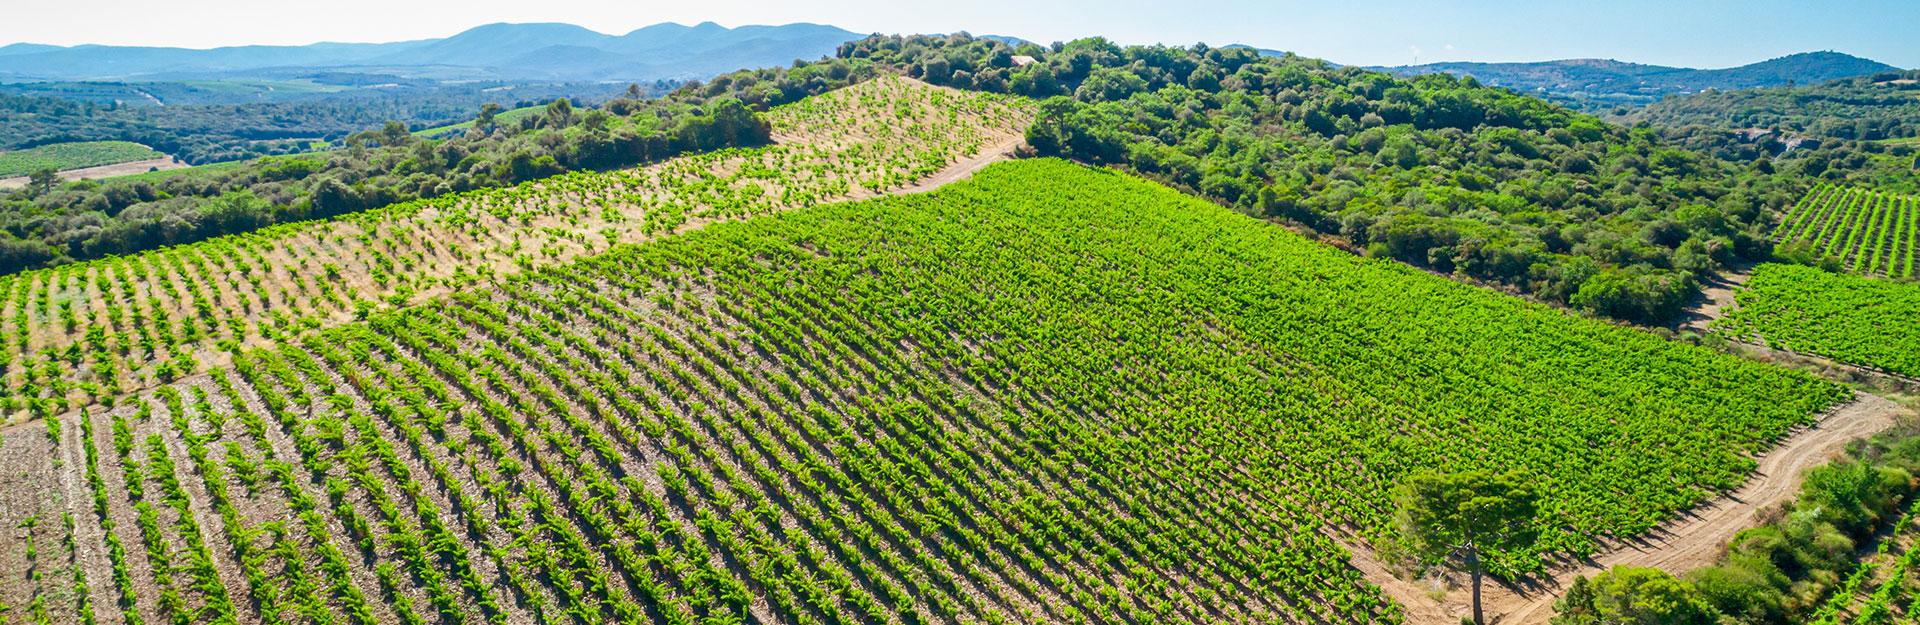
[
  {"xmin": 0, "ymin": 22, "xmax": 865, "ymax": 83},
  {"xmin": 1375, "ymin": 51, "xmax": 1902, "ymax": 103}
]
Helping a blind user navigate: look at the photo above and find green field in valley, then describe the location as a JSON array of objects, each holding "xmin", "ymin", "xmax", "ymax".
[
  {"xmin": 0, "ymin": 141, "xmax": 162, "ymax": 178},
  {"xmin": 412, "ymin": 104, "xmax": 547, "ymax": 137}
]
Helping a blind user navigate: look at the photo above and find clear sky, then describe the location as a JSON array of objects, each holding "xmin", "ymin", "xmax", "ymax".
[{"xmin": 4, "ymin": 0, "xmax": 1916, "ymax": 69}]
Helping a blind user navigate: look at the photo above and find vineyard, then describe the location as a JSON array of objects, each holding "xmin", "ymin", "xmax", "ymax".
[
  {"xmin": 1715, "ymin": 262, "xmax": 1920, "ymax": 378},
  {"xmin": 1807, "ymin": 502, "xmax": 1920, "ymax": 625},
  {"xmin": 0, "ymin": 158, "xmax": 1849, "ymax": 625},
  {"xmin": 0, "ymin": 76, "xmax": 1032, "ymax": 423},
  {"xmin": 1774, "ymin": 185, "xmax": 1920, "ymax": 278},
  {"xmin": 0, "ymin": 141, "xmax": 163, "ymax": 178}
]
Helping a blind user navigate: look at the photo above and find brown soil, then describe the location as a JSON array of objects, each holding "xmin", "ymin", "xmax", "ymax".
[
  {"xmin": 0, "ymin": 157, "xmax": 187, "ymax": 189},
  {"xmin": 1674, "ymin": 267, "xmax": 1751, "ymax": 335},
  {"xmin": 897, "ymin": 134, "xmax": 1027, "ymax": 195},
  {"xmin": 1354, "ymin": 392, "xmax": 1911, "ymax": 624}
]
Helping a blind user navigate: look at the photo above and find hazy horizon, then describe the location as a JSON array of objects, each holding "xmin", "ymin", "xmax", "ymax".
[
  {"xmin": 2, "ymin": 0, "xmax": 1916, "ymax": 70},
  {"xmin": 3, "ymin": 0, "xmax": 1920, "ymax": 69}
]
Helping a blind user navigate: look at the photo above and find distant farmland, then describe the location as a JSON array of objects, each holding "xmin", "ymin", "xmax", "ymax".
[
  {"xmin": 0, "ymin": 141, "xmax": 163, "ymax": 178},
  {"xmin": 412, "ymin": 104, "xmax": 546, "ymax": 137}
]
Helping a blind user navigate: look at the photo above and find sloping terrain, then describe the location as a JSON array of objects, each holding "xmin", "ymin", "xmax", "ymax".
[
  {"xmin": 1624, "ymin": 70, "xmax": 1920, "ymax": 142},
  {"xmin": 0, "ymin": 159, "xmax": 1847, "ymax": 625},
  {"xmin": 0, "ymin": 75, "xmax": 1034, "ymax": 422},
  {"xmin": 1716, "ymin": 263, "xmax": 1920, "ymax": 378},
  {"xmin": 1773, "ymin": 185, "xmax": 1919, "ymax": 278},
  {"xmin": 1358, "ymin": 393, "xmax": 1905, "ymax": 624},
  {"xmin": 0, "ymin": 141, "xmax": 162, "ymax": 178}
]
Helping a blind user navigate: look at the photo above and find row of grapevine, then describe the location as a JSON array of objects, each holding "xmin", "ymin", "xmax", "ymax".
[
  {"xmin": 1802, "ymin": 499, "xmax": 1920, "ymax": 624},
  {"xmin": 1715, "ymin": 262, "xmax": 1920, "ymax": 378},
  {"xmin": 0, "ymin": 76, "xmax": 1035, "ymax": 423},
  {"xmin": 6, "ymin": 159, "xmax": 1848, "ymax": 624},
  {"xmin": 1775, "ymin": 184, "xmax": 1920, "ymax": 279}
]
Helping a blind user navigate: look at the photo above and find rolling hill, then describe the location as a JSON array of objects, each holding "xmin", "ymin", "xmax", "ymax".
[
  {"xmin": 1377, "ymin": 51, "xmax": 1901, "ymax": 103},
  {"xmin": 0, "ymin": 156, "xmax": 1847, "ymax": 625},
  {"xmin": 0, "ymin": 27, "xmax": 1915, "ymax": 625},
  {"xmin": 0, "ymin": 75, "xmax": 1034, "ymax": 418},
  {"xmin": 0, "ymin": 21, "xmax": 864, "ymax": 82}
]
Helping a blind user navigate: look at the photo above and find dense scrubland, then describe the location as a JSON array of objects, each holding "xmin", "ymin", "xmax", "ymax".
[
  {"xmin": 1628, "ymin": 70, "xmax": 1920, "ymax": 143},
  {"xmin": 0, "ymin": 158, "xmax": 1849, "ymax": 625},
  {"xmin": 0, "ymin": 76, "xmax": 1032, "ymax": 422}
]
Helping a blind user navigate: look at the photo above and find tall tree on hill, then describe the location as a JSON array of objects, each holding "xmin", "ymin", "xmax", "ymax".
[
  {"xmin": 27, "ymin": 168, "xmax": 57, "ymax": 194},
  {"xmin": 544, "ymin": 98, "xmax": 575, "ymax": 129},
  {"xmin": 1394, "ymin": 470, "xmax": 1540, "ymax": 625},
  {"xmin": 475, "ymin": 102, "xmax": 503, "ymax": 133}
]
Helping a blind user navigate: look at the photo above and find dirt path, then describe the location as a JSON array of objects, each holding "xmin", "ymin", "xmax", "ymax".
[
  {"xmin": 0, "ymin": 156, "xmax": 187, "ymax": 189},
  {"xmin": 1677, "ymin": 266, "xmax": 1920, "ymax": 392},
  {"xmin": 1356, "ymin": 392, "xmax": 1909, "ymax": 624},
  {"xmin": 1673, "ymin": 266, "xmax": 1751, "ymax": 334},
  {"xmin": 898, "ymin": 135, "xmax": 1027, "ymax": 195}
]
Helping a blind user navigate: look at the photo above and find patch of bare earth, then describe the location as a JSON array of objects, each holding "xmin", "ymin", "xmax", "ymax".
[
  {"xmin": 0, "ymin": 157, "xmax": 188, "ymax": 189},
  {"xmin": 1353, "ymin": 392, "xmax": 1911, "ymax": 624},
  {"xmin": 1673, "ymin": 266, "xmax": 1751, "ymax": 335}
]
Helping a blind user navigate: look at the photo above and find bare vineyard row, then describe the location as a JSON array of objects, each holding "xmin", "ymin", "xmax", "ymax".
[{"xmin": 0, "ymin": 76, "xmax": 1034, "ymax": 424}]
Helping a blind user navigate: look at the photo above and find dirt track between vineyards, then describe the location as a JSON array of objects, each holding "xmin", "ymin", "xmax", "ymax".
[
  {"xmin": 1676, "ymin": 267, "xmax": 1751, "ymax": 335},
  {"xmin": 898, "ymin": 134, "xmax": 1028, "ymax": 195},
  {"xmin": 0, "ymin": 156, "xmax": 187, "ymax": 189},
  {"xmin": 1352, "ymin": 392, "xmax": 1910, "ymax": 624}
]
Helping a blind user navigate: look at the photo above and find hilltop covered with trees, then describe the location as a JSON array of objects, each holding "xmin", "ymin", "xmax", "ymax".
[
  {"xmin": 4, "ymin": 32, "xmax": 1868, "ymax": 323},
  {"xmin": 1628, "ymin": 71, "xmax": 1920, "ymax": 142},
  {"xmin": 1624, "ymin": 71, "xmax": 1920, "ymax": 195},
  {"xmin": 837, "ymin": 34, "xmax": 1814, "ymax": 322}
]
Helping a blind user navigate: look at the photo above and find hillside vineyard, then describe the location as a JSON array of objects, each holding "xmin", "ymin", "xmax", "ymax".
[
  {"xmin": 0, "ymin": 159, "xmax": 1847, "ymax": 625},
  {"xmin": 0, "ymin": 77, "xmax": 1032, "ymax": 423},
  {"xmin": 1775, "ymin": 185, "xmax": 1920, "ymax": 278},
  {"xmin": 1716, "ymin": 262, "xmax": 1920, "ymax": 378}
]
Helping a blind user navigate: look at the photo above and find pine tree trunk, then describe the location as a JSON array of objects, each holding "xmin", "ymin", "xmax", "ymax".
[{"xmin": 1467, "ymin": 548, "xmax": 1484, "ymax": 625}]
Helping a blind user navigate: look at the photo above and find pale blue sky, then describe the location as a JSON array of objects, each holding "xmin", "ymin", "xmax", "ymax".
[{"xmin": 4, "ymin": 0, "xmax": 1916, "ymax": 69}]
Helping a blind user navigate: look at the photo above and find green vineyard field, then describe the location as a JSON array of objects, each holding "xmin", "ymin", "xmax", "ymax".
[
  {"xmin": 0, "ymin": 158, "xmax": 1847, "ymax": 625},
  {"xmin": 1716, "ymin": 262, "xmax": 1920, "ymax": 378},
  {"xmin": 0, "ymin": 76, "xmax": 1032, "ymax": 423},
  {"xmin": 1774, "ymin": 185, "xmax": 1920, "ymax": 279},
  {"xmin": 0, "ymin": 141, "xmax": 163, "ymax": 178}
]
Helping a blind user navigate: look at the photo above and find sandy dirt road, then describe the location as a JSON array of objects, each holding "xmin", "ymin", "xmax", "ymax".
[
  {"xmin": 1354, "ymin": 392, "xmax": 1909, "ymax": 624},
  {"xmin": 0, "ymin": 156, "xmax": 188, "ymax": 189}
]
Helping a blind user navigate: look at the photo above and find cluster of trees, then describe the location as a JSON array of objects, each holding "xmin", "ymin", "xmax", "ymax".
[
  {"xmin": 0, "ymin": 61, "xmax": 891, "ymax": 273},
  {"xmin": 0, "ymin": 82, "xmax": 662, "ymax": 164},
  {"xmin": 835, "ymin": 34, "xmax": 1805, "ymax": 323},
  {"xmin": 1554, "ymin": 427, "xmax": 1920, "ymax": 625},
  {"xmin": 1622, "ymin": 70, "xmax": 1920, "ymax": 195},
  {"xmin": 1658, "ymin": 125, "xmax": 1920, "ymax": 196},
  {"xmin": 1629, "ymin": 71, "xmax": 1920, "ymax": 143}
]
